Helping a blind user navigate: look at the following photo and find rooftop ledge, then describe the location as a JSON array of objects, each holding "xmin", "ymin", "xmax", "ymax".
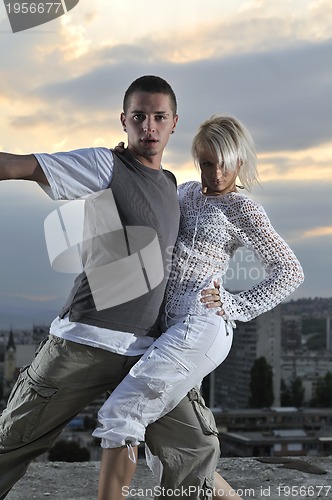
[{"xmin": 6, "ymin": 457, "xmax": 331, "ymax": 500}]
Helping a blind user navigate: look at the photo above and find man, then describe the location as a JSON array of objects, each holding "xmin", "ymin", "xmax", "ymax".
[{"xmin": 0, "ymin": 76, "xmax": 220, "ymax": 499}]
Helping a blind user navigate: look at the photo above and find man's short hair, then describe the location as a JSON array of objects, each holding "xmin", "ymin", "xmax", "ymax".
[{"xmin": 123, "ymin": 75, "xmax": 177, "ymax": 116}]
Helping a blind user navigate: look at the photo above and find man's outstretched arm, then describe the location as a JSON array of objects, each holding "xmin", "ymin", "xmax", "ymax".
[{"xmin": 0, "ymin": 152, "xmax": 48, "ymax": 184}]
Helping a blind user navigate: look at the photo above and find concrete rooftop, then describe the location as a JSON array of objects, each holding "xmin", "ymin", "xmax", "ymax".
[{"xmin": 6, "ymin": 456, "xmax": 331, "ymax": 500}]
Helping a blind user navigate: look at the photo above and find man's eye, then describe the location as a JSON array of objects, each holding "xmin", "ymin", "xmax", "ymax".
[
  {"xmin": 133, "ymin": 115, "xmax": 144, "ymax": 121},
  {"xmin": 155, "ymin": 115, "xmax": 166, "ymax": 121}
]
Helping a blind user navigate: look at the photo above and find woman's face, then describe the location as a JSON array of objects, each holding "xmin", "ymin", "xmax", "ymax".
[{"xmin": 197, "ymin": 146, "xmax": 238, "ymax": 196}]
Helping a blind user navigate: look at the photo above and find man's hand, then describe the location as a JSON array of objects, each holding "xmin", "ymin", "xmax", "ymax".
[
  {"xmin": 200, "ymin": 280, "xmax": 224, "ymax": 316},
  {"xmin": 111, "ymin": 142, "xmax": 126, "ymax": 154}
]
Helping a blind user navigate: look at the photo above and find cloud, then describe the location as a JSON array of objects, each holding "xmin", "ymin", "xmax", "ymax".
[
  {"xmin": 303, "ymin": 226, "xmax": 332, "ymax": 238},
  {"xmin": 175, "ymin": 40, "xmax": 332, "ymax": 151},
  {"xmin": 10, "ymin": 112, "xmax": 62, "ymax": 129},
  {"xmin": 99, "ymin": 44, "xmax": 156, "ymax": 64},
  {"xmin": 309, "ymin": 0, "xmax": 332, "ymax": 39},
  {"xmin": 104, "ymin": 0, "xmax": 332, "ymax": 63},
  {"xmin": 258, "ymin": 144, "xmax": 332, "ymax": 183},
  {"xmin": 17, "ymin": 39, "xmax": 328, "ymax": 156},
  {"xmin": 1, "ymin": 292, "xmax": 59, "ymax": 302},
  {"xmin": 1, "ymin": 2, "xmax": 332, "ymax": 157},
  {"xmin": 250, "ymin": 179, "xmax": 332, "ymax": 240}
]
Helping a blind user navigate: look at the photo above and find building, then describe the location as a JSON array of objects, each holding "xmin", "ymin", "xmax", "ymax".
[
  {"xmin": 3, "ymin": 329, "xmax": 16, "ymax": 398},
  {"xmin": 281, "ymin": 349, "xmax": 332, "ymax": 403},
  {"xmin": 2, "ymin": 327, "xmax": 47, "ymax": 400},
  {"xmin": 281, "ymin": 315, "xmax": 302, "ymax": 350},
  {"xmin": 327, "ymin": 317, "xmax": 332, "ymax": 350},
  {"xmin": 214, "ymin": 407, "xmax": 332, "ymax": 457},
  {"xmin": 214, "ymin": 305, "xmax": 281, "ymax": 409},
  {"xmin": 214, "ymin": 407, "xmax": 332, "ymax": 432}
]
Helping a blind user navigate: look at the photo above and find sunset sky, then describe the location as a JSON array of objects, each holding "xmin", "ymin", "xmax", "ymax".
[{"xmin": 0, "ymin": 0, "xmax": 331, "ymax": 328}]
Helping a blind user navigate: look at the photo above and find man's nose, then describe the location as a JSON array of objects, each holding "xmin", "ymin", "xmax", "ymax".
[{"xmin": 143, "ymin": 118, "xmax": 156, "ymax": 133}]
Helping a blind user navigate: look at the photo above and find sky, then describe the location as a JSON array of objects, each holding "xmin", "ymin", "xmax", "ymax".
[{"xmin": 0, "ymin": 0, "xmax": 331, "ymax": 328}]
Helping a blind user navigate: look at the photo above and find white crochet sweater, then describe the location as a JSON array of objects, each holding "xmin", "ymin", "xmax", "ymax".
[{"xmin": 164, "ymin": 181, "xmax": 304, "ymax": 323}]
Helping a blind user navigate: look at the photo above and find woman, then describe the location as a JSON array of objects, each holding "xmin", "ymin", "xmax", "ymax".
[{"xmin": 93, "ymin": 115, "xmax": 304, "ymax": 499}]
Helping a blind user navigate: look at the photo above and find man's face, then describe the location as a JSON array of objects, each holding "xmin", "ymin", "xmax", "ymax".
[{"xmin": 121, "ymin": 91, "xmax": 178, "ymax": 168}]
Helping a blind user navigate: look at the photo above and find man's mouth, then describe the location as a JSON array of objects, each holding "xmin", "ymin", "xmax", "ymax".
[{"xmin": 141, "ymin": 138, "xmax": 158, "ymax": 145}]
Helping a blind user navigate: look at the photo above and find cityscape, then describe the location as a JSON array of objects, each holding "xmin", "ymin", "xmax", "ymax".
[{"xmin": 1, "ymin": 296, "xmax": 331, "ymax": 462}]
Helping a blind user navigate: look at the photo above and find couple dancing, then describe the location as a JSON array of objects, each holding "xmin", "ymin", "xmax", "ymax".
[{"xmin": 0, "ymin": 75, "xmax": 303, "ymax": 499}]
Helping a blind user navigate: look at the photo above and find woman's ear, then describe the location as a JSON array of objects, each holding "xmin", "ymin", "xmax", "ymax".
[{"xmin": 236, "ymin": 161, "xmax": 245, "ymax": 189}]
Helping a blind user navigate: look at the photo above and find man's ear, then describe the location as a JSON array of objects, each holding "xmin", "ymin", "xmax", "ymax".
[
  {"xmin": 120, "ymin": 112, "xmax": 126, "ymax": 131},
  {"xmin": 172, "ymin": 114, "xmax": 179, "ymax": 133}
]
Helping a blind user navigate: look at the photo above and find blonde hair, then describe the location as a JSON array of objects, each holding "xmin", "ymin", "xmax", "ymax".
[{"xmin": 191, "ymin": 114, "xmax": 258, "ymax": 191}]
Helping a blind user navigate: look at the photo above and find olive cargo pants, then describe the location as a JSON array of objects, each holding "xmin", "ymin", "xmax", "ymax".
[{"xmin": 0, "ymin": 335, "xmax": 220, "ymax": 499}]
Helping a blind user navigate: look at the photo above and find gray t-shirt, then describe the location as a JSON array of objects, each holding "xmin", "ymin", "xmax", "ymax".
[{"xmin": 35, "ymin": 147, "xmax": 157, "ymax": 355}]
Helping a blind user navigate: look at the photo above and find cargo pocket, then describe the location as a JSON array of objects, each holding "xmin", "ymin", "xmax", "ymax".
[
  {"xmin": 130, "ymin": 346, "xmax": 195, "ymax": 400},
  {"xmin": 33, "ymin": 336, "xmax": 50, "ymax": 357},
  {"xmin": 201, "ymin": 475, "xmax": 215, "ymax": 500},
  {"xmin": 0, "ymin": 368, "xmax": 58, "ymax": 448},
  {"xmin": 188, "ymin": 387, "xmax": 219, "ymax": 436}
]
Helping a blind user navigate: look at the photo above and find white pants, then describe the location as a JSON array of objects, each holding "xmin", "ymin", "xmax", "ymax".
[{"xmin": 92, "ymin": 314, "xmax": 233, "ymax": 448}]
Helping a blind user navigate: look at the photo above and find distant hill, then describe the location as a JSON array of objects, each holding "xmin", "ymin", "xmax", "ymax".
[
  {"xmin": 0, "ymin": 296, "xmax": 331, "ymax": 330},
  {"xmin": 282, "ymin": 297, "xmax": 332, "ymax": 318}
]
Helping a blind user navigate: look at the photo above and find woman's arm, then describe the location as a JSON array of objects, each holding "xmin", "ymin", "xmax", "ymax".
[{"xmin": 218, "ymin": 199, "xmax": 304, "ymax": 322}]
